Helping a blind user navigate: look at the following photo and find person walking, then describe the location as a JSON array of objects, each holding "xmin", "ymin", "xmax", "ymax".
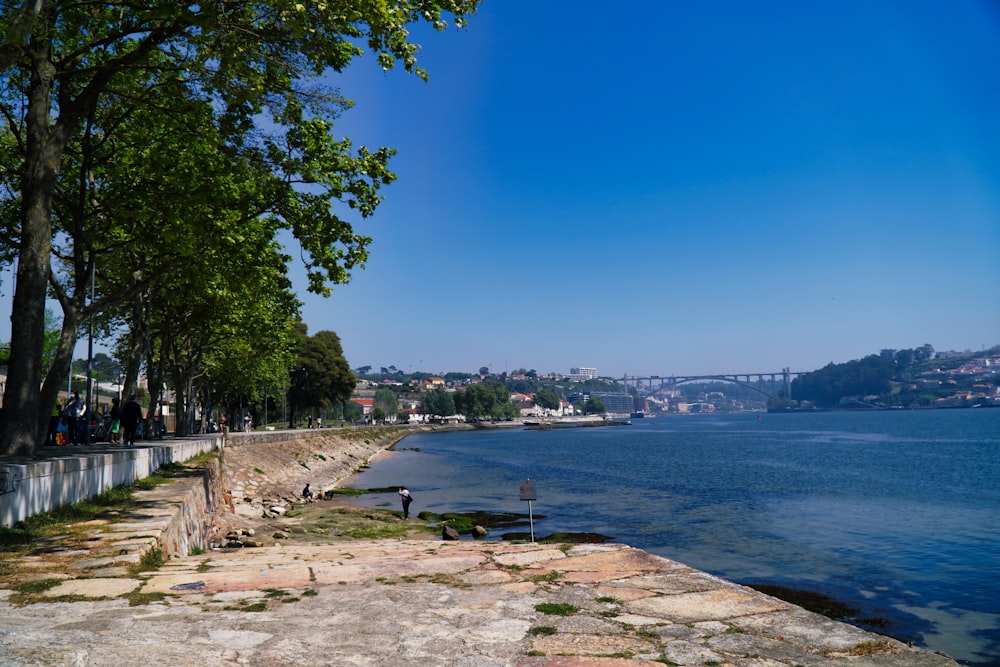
[
  {"xmin": 398, "ymin": 486, "xmax": 414, "ymax": 519},
  {"xmin": 63, "ymin": 390, "xmax": 86, "ymax": 446},
  {"xmin": 120, "ymin": 394, "xmax": 143, "ymax": 448}
]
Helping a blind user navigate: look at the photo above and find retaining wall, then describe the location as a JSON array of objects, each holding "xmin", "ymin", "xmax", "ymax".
[{"xmin": 0, "ymin": 435, "xmax": 223, "ymax": 527}]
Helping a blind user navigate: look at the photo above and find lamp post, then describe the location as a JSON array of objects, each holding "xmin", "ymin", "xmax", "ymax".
[{"xmin": 84, "ymin": 260, "xmax": 94, "ymax": 445}]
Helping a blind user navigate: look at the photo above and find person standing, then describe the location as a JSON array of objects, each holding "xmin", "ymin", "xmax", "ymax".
[
  {"xmin": 120, "ymin": 394, "xmax": 143, "ymax": 448},
  {"xmin": 398, "ymin": 486, "xmax": 413, "ymax": 519},
  {"xmin": 108, "ymin": 397, "xmax": 122, "ymax": 444},
  {"xmin": 63, "ymin": 390, "xmax": 86, "ymax": 446},
  {"xmin": 47, "ymin": 399, "xmax": 62, "ymax": 446}
]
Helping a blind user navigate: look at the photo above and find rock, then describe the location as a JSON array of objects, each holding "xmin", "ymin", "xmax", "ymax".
[
  {"xmin": 244, "ymin": 527, "xmax": 256, "ymax": 537},
  {"xmin": 273, "ymin": 531, "xmax": 290, "ymax": 539},
  {"xmin": 442, "ymin": 526, "xmax": 460, "ymax": 541},
  {"xmin": 473, "ymin": 525, "xmax": 488, "ymax": 537},
  {"xmin": 270, "ymin": 505, "xmax": 287, "ymax": 516}
]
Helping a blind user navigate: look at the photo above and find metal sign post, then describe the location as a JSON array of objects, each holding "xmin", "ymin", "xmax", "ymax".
[{"xmin": 519, "ymin": 479, "xmax": 537, "ymax": 542}]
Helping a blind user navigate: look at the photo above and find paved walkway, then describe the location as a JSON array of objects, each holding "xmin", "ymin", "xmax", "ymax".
[{"xmin": 0, "ymin": 439, "xmax": 960, "ymax": 666}]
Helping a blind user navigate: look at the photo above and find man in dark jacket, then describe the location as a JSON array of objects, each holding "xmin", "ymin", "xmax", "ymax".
[{"xmin": 120, "ymin": 395, "xmax": 143, "ymax": 448}]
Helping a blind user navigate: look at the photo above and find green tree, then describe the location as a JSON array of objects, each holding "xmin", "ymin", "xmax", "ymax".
[
  {"xmin": 584, "ymin": 396, "xmax": 607, "ymax": 415},
  {"xmin": 422, "ymin": 388, "xmax": 456, "ymax": 418},
  {"xmin": 0, "ymin": 0, "xmax": 480, "ymax": 456},
  {"xmin": 533, "ymin": 389, "xmax": 561, "ymax": 412},
  {"xmin": 374, "ymin": 387, "xmax": 399, "ymax": 416},
  {"xmin": 453, "ymin": 381, "xmax": 516, "ymax": 421},
  {"xmin": 287, "ymin": 326, "xmax": 356, "ymax": 429}
]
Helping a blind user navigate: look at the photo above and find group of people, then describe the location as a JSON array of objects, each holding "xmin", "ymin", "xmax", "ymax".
[
  {"xmin": 48, "ymin": 390, "xmax": 143, "ymax": 447},
  {"xmin": 299, "ymin": 483, "xmax": 414, "ymax": 520}
]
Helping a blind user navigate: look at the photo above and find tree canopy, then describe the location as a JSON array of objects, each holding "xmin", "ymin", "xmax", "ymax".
[
  {"xmin": 0, "ymin": 0, "xmax": 480, "ymax": 454},
  {"xmin": 286, "ymin": 325, "xmax": 355, "ymax": 428}
]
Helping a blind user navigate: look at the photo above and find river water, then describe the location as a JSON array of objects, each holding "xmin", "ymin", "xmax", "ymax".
[{"xmin": 346, "ymin": 409, "xmax": 1000, "ymax": 666}]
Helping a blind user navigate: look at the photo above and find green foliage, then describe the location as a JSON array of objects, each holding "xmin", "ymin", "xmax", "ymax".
[
  {"xmin": 527, "ymin": 626, "xmax": 558, "ymax": 636},
  {"xmin": 373, "ymin": 387, "xmax": 399, "ymax": 415},
  {"xmin": 287, "ymin": 324, "xmax": 356, "ymax": 426},
  {"xmin": 583, "ymin": 396, "xmax": 606, "ymax": 414},
  {"xmin": 533, "ymin": 389, "xmax": 561, "ymax": 411},
  {"xmin": 453, "ymin": 381, "xmax": 518, "ymax": 420},
  {"xmin": 0, "ymin": 0, "xmax": 482, "ymax": 455},
  {"xmin": 422, "ymin": 388, "xmax": 456, "ymax": 417},
  {"xmin": 792, "ymin": 355, "xmax": 895, "ymax": 407}
]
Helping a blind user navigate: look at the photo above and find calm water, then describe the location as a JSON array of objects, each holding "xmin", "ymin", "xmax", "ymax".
[{"xmin": 347, "ymin": 409, "xmax": 1000, "ymax": 666}]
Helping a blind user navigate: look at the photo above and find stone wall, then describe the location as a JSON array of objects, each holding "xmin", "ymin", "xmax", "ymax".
[
  {"xmin": 0, "ymin": 435, "xmax": 223, "ymax": 527},
  {"xmin": 221, "ymin": 426, "xmax": 410, "ymax": 502}
]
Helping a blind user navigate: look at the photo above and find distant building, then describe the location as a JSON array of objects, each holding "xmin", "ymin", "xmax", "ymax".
[
  {"xmin": 569, "ymin": 367, "xmax": 598, "ymax": 382},
  {"xmin": 590, "ymin": 392, "xmax": 632, "ymax": 416}
]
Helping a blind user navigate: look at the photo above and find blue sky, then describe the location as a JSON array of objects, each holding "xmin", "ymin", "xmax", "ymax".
[
  {"xmin": 289, "ymin": 0, "xmax": 999, "ymax": 378},
  {"xmin": 5, "ymin": 1, "xmax": 998, "ymax": 379}
]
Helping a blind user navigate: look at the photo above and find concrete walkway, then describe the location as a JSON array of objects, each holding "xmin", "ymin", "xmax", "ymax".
[{"xmin": 0, "ymin": 441, "xmax": 960, "ymax": 666}]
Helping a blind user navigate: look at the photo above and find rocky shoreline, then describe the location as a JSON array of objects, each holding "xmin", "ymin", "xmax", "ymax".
[{"xmin": 0, "ymin": 428, "xmax": 960, "ymax": 666}]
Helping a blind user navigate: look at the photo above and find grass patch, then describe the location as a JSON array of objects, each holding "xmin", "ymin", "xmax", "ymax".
[
  {"xmin": 527, "ymin": 626, "xmax": 558, "ymax": 636},
  {"xmin": 845, "ymin": 640, "xmax": 899, "ymax": 656},
  {"xmin": 325, "ymin": 488, "xmax": 366, "ymax": 496},
  {"xmin": 128, "ymin": 590, "xmax": 167, "ymax": 606},
  {"xmin": 595, "ymin": 595, "xmax": 621, "ymax": 604},
  {"xmin": 253, "ymin": 467, "xmax": 266, "ymax": 475},
  {"xmin": 128, "ymin": 547, "xmax": 164, "ymax": 576},
  {"xmin": 534, "ymin": 602, "xmax": 578, "ymax": 616},
  {"xmin": 528, "ymin": 571, "xmax": 562, "ymax": 583},
  {"xmin": 13, "ymin": 578, "xmax": 62, "ymax": 595}
]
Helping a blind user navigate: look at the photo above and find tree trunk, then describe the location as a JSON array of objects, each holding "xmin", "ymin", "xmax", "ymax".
[{"xmin": 0, "ymin": 24, "xmax": 65, "ymax": 456}]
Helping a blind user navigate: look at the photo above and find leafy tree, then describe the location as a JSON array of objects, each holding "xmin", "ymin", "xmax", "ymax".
[
  {"xmin": 894, "ymin": 349, "xmax": 915, "ymax": 369},
  {"xmin": 374, "ymin": 387, "xmax": 399, "ymax": 416},
  {"xmin": 533, "ymin": 389, "xmax": 561, "ymax": 411},
  {"xmin": 287, "ymin": 326, "xmax": 356, "ymax": 429},
  {"xmin": 584, "ymin": 396, "xmax": 607, "ymax": 415},
  {"xmin": 422, "ymin": 388, "xmax": 456, "ymax": 418},
  {"xmin": 453, "ymin": 381, "xmax": 517, "ymax": 421},
  {"xmin": 478, "ymin": 366, "xmax": 490, "ymax": 376},
  {"xmin": 373, "ymin": 407, "xmax": 386, "ymax": 423},
  {"xmin": 396, "ymin": 409, "xmax": 412, "ymax": 423},
  {"xmin": 0, "ymin": 0, "xmax": 480, "ymax": 456},
  {"xmin": 355, "ymin": 365, "xmax": 373, "ymax": 375}
]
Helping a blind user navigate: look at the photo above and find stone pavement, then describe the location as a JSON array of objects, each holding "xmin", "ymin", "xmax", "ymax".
[{"xmin": 0, "ymin": 536, "xmax": 958, "ymax": 666}]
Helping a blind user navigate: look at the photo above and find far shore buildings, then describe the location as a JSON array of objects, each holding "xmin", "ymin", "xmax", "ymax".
[{"xmin": 568, "ymin": 367, "xmax": 598, "ymax": 382}]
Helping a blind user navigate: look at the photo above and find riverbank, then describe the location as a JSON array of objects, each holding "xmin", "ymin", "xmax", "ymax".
[{"xmin": 0, "ymin": 428, "xmax": 962, "ymax": 666}]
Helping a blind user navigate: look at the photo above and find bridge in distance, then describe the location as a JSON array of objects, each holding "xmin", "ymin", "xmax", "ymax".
[{"xmin": 601, "ymin": 368, "xmax": 805, "ymax": 400}]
